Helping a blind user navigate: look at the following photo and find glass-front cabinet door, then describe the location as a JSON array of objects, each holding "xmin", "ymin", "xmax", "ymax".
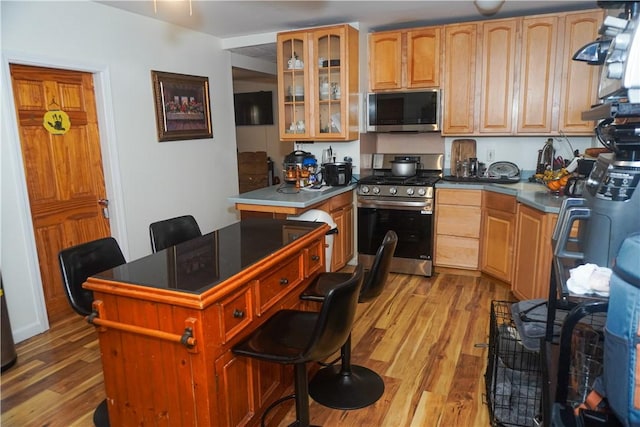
[
  {"xmin": 277, "ymin": 24, "xmax": 359, "ymax": 142},
  {"xmin": 313, "ymin": 29, "xmax": 345, "ymax": 139},
  {"xmin": 277, "ymin": 31, "xmax": 310, "ymax": 140}
]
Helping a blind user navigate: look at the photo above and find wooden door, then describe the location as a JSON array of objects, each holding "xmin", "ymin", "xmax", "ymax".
[
  {"xmin": 369, "ymin": 31, "xmax": 403, "ymax": 91},
  {"xmin": 517, "ymin": 16, "xmax": 559, "ymax": 134},
  {"xmin": 407, "ymin": 27, "xmax": 440, "ymax": 88},
  {"xmin": 479, "ymin": 19, "xmax": 518, "ymax": 134},
  {"xmin": 558, "ymin": 10, "xmax": 602, "ymax": 134},
  {"xmin": 9, "ymin": 64, "xmax": 111, "ymax": 323},
  {"xmin": 442, "ymin": 24, "xmax": 478, "ymax": 135}
]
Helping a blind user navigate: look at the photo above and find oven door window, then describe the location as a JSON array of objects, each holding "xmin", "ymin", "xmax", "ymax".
[{"xmin": 358, "ymin": 207, "xmax": 433, "ymax": 259}]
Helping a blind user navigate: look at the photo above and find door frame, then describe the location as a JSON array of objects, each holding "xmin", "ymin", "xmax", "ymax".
[{"xmin": 2, "ymin": 50, "xmax": 128, "ymax": 339}]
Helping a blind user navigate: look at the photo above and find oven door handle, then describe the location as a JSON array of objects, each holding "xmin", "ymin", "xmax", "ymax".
[{"xmin": 358, "ymin": 198, "xmax": 432, "ymax": 212}]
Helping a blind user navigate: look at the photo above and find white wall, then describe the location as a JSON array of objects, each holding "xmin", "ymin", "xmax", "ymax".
[{"xmin": 1, "ymin": 1, "xmax": 239, "ymax": 341}]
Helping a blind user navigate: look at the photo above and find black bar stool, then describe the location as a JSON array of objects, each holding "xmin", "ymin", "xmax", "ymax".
[
  {"xmin": 300, "ymin": 230, "xmax": 397, "ymax": 410},
  {"xmin": 149, "ymin": 215, "xmax": 201, "ymax": 252},
  {"xmin": 233, "ymin": 264, "xmax": 365, "ymax": 427},
  {"xmin": 59, "ymin": 237, "xmax": 127, "ymax": 427}
]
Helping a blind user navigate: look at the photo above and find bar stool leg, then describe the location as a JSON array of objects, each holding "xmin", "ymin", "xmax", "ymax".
[{"xmin": 308, "ymin": 335, "xmax": 385, "ymax": 410}]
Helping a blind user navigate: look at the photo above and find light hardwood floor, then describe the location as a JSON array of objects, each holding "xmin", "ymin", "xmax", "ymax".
[{"xmin": 1, "ymin": 270, "xmax": 513, "ymax": 427}]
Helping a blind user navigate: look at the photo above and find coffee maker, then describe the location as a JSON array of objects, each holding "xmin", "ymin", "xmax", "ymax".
[{"xmin": 555, "ymin": 3, "xmax": 640, "ymax": 267}]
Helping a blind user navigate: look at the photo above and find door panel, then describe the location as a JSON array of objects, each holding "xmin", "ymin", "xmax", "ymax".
[{"xmin": 10, "ymin": 64, "xmax": 110, "ymax": 323}]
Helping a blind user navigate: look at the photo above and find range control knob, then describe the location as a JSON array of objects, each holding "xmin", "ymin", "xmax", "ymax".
[
  {"xmin": 372, "ymin": 186, "xmax": 380, "ymax": 195},
  {"xmin": 418, "ymin": 188, "xmax": 427, "ymax": 196},
  {"xmin": 607, "ymin": 62, "xmax": 625, "ymax": 79},
  {"xmin": 389, "ymin": 187, "xmax": 397, "ymax": 195},
  {"xmin": 360, "ymin": 185, "xmax": 369, "ymax": 194},
  {"xmin": 406, "ymin": 187, "xmax": 414, "ymax": 196}
]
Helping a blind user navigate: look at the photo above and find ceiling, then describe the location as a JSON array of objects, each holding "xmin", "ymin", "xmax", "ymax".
[{"xmin": 99, "ymin": 0, "xmax": 599, "ymax": 65}]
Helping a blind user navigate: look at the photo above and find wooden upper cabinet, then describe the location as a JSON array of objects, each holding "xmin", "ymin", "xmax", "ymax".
[
  {"xmin": 558, "ymin": 10, "xmax": 603, "ymax": 134},
  {"xmin": 443, "ymin": 23, "xmax": 477, "ymax": 134},
  {"xmin": 277, "ymin": 24, "xmax": 358, "ymax": 142},
  {"xmin": 479, "ymin": 19, "xmax": 518, "ymax": 134},
  {"xmin": 406, "ymin": 28, "xmax": 440, "ymax": 88},
  {"xmin": 517, "ymin": 16, "xmax": 559, "ymax": 134},
  {"xmin": 369, "ymin": 27, "xmax": 440, "ymax": 91},
  {"xmin": 369, "ymin": 31, "xmax": 402, "ymax": 90}
]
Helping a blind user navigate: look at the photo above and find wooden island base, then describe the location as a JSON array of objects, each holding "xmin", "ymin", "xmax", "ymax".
[{"xmin": 84, "ymin": 219, "xmax": 328, "ymax": 427}]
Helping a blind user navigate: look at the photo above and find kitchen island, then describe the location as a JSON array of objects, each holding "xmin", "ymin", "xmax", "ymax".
[
  {"xmin": 229, "ymin": 183, "xmax": 357, "ymax": 271},
  {"xmin": 83, "ymin": 218, "xmax": 328, "ymax": 427}
]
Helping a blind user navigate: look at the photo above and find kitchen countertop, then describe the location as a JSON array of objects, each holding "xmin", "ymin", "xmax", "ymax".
[
  {"xmin": 436, "ymin": 180, "xmax": 566, "ymax": 213},
  {"xmin": 228, "ymin": 182, "xmax": 357, "ymax": 208}
]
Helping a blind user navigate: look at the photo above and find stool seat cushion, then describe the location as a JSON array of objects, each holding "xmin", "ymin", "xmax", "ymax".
[
  {"xmin": 299, "ymin": 273, "xmax": 351, "ymax": 302},
  {"xmin": 234, "ymin": 310, "xmax": 319, "ymax": 363}
]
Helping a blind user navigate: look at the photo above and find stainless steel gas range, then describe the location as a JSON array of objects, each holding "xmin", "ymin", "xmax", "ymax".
[{"xmin": 357, "ymin": 153, "xmax": 443, "ymax": 276}]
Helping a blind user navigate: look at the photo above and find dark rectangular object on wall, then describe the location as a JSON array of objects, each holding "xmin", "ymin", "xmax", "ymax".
[{"xmin": 234, "ymin": 91, "xmax": 274, "ymax": 126}]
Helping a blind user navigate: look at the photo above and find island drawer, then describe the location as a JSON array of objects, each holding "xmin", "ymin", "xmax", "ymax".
[
  {"xmin": 304, "ymin": 239, "xmax": 324, "ymax": 277},
  {"xmin": 255, "ymin": 254, "xmax": 303, "ymax": 316},
  {"xmin": 217, "ymin": 284, "xmax": 254, "ymax": 344}
]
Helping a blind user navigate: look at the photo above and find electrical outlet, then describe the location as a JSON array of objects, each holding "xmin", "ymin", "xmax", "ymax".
[{"xmin": 487, "ymin": 148, "xmax": 495, "ymax": 162}]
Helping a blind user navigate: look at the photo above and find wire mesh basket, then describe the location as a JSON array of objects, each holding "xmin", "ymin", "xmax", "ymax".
[{"xmin": 486, "ymin": 300, "xmax": 543, "ymax": 427}]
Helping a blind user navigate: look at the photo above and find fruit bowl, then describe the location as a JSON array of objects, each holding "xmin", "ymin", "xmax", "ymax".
[{"xmin": 543, "ymin": 172, "xmax": 569, "ymax": 194}]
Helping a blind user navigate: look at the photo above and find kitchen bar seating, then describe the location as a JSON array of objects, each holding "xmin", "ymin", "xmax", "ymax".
[
  {"xmin": 58, "ymin": 237, "xmax": 127, "ymax": 427},
  {"xmin": 233, "ymin": 264, "xmax": 364, "ymax": 427},
  {"xmin": 149, "ymin": 214, "xmax": 201, "ymax": 252},
  {"xmin": 300, "ymin": 230, "xmax": 398, "ymax": 409}
]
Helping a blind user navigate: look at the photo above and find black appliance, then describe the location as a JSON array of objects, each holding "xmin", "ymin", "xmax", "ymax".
[
  {"xmin": 367, "ymin": 90, "xmax": 440, "ymax": 132},
  {"xmin": 323, "ymin": 162, "xmax": 352, "ymax": 186},
  {"xmin": 357, "ymin": 153, "xmax": 443, "ymax": 276}
]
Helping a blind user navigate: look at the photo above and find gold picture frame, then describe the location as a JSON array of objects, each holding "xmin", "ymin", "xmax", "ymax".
[{"xmin": 151, "ymin": 70, "xmax": 213, "ymax": 142}]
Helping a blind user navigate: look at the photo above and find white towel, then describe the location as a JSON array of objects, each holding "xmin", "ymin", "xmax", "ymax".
[{"xmin": 567, "ymin": 263, "xmax": 612, "ymax": 297}]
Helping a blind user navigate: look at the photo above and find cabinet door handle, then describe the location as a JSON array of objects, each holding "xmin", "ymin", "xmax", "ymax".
[
  {"xmin": 280, "ymin": 278, "xmax": 289, "ymax": 285},
  {"xmin": 233, "ymin": 309, "xmax": 245, "ymax": 319},
  {"xmin": 311, "ymin": 255, "xmax": 320, "ymax": 261}
]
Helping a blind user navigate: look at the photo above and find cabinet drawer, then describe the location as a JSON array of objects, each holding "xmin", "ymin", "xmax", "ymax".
[
  {"xmin": 256, "ymin": 255, "xmax": 303, "ymax": 315},
  {"xmin": 483, "ymin": 191, "xmax": 516, "ymax": 213},
  {"xmin": 328, "ymin": 190, "xmax": 353, "ymax": 211},
  {"xmin": 217, "ymin": 286, "xmax": 253, "ymax": 344},
  {"xmin": 437, "ymin": 189, "xmax": 481, "ymax": 206},
  {"xmin": 305, "ymin": 239, "xmax": 324, "ymax": 277},
  {"xmin": 437, "ymin": 205, "xmax": 481, "ymax": 237},
  {"xmin": 435, "ymin": 235, "xmax": 480, "ymax": 269}
]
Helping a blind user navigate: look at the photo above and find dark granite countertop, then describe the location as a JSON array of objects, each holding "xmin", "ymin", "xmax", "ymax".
[{"xmin": 92, "ymin": 218, "xmax": 324, "ymax": 294}]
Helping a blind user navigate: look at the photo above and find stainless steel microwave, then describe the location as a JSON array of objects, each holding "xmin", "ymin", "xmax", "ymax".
[{"xmin": 367, "ymin": 90, "xmax": 441, "ymax": 132}]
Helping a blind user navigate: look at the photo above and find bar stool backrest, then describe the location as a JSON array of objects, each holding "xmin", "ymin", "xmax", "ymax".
[
  {"xmin": 360, "ymin": 230, "xmax": 398, "ymax": 303},
  {"xmin": 149, "ymin": 215, "xmax": 202, "ymax": 252},
  {"xmin": 58, "ymin": 237, "xmax": 126, "ymax": 316},
  {"xmin": 305, "ymin": 264, "xmax": 364, "ymax": 361}
]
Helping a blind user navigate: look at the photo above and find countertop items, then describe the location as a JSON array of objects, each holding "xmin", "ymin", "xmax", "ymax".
[
  {"xmin": 435, "ymin": 180, "xmax": 567, "ymax": 213},
  {"xmin": 229, "ymin": 182, "xmax": 357, "ymax": 208}
]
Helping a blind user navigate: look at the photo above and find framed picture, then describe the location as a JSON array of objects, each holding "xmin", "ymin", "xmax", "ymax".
[{"xmin": 151, "ymin": 70, "xmax": 213, "ymax": 142}]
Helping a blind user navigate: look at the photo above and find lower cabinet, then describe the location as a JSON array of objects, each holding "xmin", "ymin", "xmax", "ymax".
[
  {"xmin": 235, "ymin": 190, "xmax": 355, "ymax": 272},
  {"xmin": 480, "ymin": 192, "xmax": 517, "ymax": 283},
  {"xmin": 435, "ymin": 188, "xmax": 482, "ymax": 269},
  {"xmin": 215, "ymin": 351, "xmax": 285, "ymax": 427},
  {"xmin": 512, "ymin": 204, "xmax": 557, "ymax": 300},
  {"xmin": 323, "ymin": 191, "xmax": 354, "ymax": 271}
]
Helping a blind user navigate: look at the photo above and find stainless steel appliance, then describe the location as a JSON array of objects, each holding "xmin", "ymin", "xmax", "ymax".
[
  {"xmin": 554, "ymin": 4, "xmax": 640, "ymax": 268},
  {"xmin": 367, "ymin": 90, "xmax": 441, "ymax": 132},
  {"xmin": 357, "ymin": 153, "xmax": 443, "ymax": 276}
]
